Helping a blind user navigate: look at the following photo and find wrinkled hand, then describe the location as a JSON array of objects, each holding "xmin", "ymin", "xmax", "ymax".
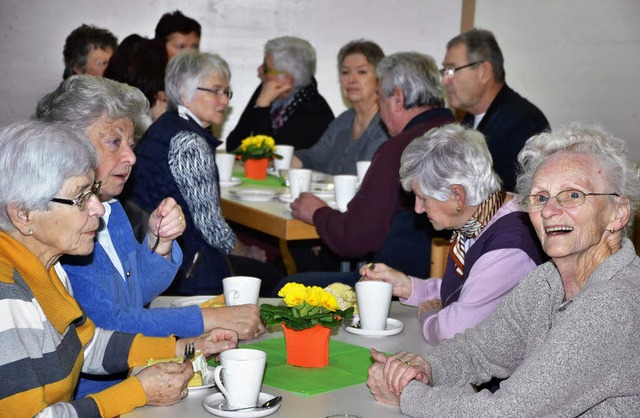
[
  {"xmin": 359, "ymin": 263, "xmax": 412, "ymax": 299},
  {"xmin": 368, "ymin": 359, "xmax": 401, "ymax": 406},
  {"xmin": 201, "ymin": 305, "xmax": 266, "ymax": 340},
  {"xmin": 176, "ymin": 328, "xmax": 238, "ymax": 359},
  {"xmin": 232, "ymin": 241, "xmax": 267, "ymax": 262},
  {"xmin": 370, "ymin": 348, "xmax": 431, "ymax": 396},
  {"xmin": 290, "ymin": 192, "xmax": 327, "ymax": 224},
  {"xmin": 147, "ymin": 198, "xmax": 185, "ymax": 256},
  {"xmin": 417, "ymin": 299, "xmax": 443, "ymax": 316},
  {"xmin": 136, "ymin": 361, "xmax": 192, "ymax": 406},
  {"xmin": 256, "ymin": 79, "xmax": 293, "ymax": 107}
]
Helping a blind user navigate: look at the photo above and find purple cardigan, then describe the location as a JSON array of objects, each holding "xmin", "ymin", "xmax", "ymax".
[{"xmin": 312, "ymin": 108, "xmax": 454, "ymax": 258}]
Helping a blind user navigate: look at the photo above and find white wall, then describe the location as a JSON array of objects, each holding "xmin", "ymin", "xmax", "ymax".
[
  {"xmin": 0, "ymin": 0, "xmax": 460, "ymax": 142},
  {"xmin": 475, "ymin": 0, "xmax": 640, "ymax": 160}
]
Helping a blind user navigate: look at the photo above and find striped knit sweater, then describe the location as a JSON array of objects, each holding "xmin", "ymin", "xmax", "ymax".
[{"xmin": 0, "ymin": 231, "xmax": 176, "ymax": 417}]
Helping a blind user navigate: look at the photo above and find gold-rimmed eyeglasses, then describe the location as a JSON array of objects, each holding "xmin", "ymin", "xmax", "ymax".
[
  {"xmin": 522, "ymin": 189, "xmax": 619, "ymax": 213},
  {"xmin": 50, "ymin": 180, "xmax": 102, "ymax": 211},
  {"xmin": 439, "ymin": 61, "xmax": 484, "ymax": 78},
  {"xmin": 262, "ymin": 62, "xmax": 288, "ymax": 76},
  {"xmin": 196, "ymin": 87, "xmax": 233, "ymax": 100}
]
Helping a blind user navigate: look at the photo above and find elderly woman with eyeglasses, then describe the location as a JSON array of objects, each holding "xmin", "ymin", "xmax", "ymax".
[
  {"xmin": 225, "ymin": 35, "xmax": 334, "ymax": 151},
  {"xmin": 130, "ymin": 51, "xmax": 283, "ymax": 296},
  {"xmin": 0, "ymin": 121, "xmax": 237, "ymax": 417},
  {"xmin": 367, "ymin": 124, "xmax": 640, "ymax": 417},
  {"xmin": 34, "ymin": 75, "xmax": 265, "ymax": 400}
]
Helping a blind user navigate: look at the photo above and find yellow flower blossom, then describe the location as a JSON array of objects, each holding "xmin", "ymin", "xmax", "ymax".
[
  {"xmin": 304, "ymin": 286, "xmax": 326, "ymax": 307},
  {"xmin": 320, "ymin": 291, "xmax": 339, "ymax": 311},
  {"xmin": 278, "ymin": 282, "xmax": 307, "ymax": 307}
]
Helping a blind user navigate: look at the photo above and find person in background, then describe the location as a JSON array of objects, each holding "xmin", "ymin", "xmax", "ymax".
[
  {"xmin": 225, "ymin": 36, "xmax": 334, "ymax": 152},
  {"xmin": 62, "ymin": 24, "xmax": 118, "ymax": 79},
  {"xmin": 104, "ymin": 34, "xmax": 169, "ymax": 137},
  {"xmin": 273, "ymin": 52, "xmax": 454, "ymax": 292},
  {"xmin": 0, "ymin": 120, "xmax": 237, "ymax": 417},
  {"xmin": 34, "ymin": 75, "xmax": 265, "ymax": 399},
  {"xmin": 291, "ymin": 39, "xmax": 388, "ymax": 175},
  {"xmin": 130, "ymin": 51, "xmax": 284, "ymax": 296},
  {"xmin": 360, "ymin": 124, "xmax": 546, "ymax": 347},
  {"xmin": 367, "ymin": 124, "xmax": 640, "ymax": 416},
  {"xmin": 441, "ymin": 28, "xmax": 549, "ymax": 191},
  {"xmin": 154, "ymin": 10, "xmax": 201, "ymax": 60}
]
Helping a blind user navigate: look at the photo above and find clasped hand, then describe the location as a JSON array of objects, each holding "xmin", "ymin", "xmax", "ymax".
[{"xmin": 367, "ymin": 348, "xmax": 432, "ymax": 406}]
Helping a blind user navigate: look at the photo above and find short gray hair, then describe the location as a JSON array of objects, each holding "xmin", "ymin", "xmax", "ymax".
[
  {"xmin": 400, "ymin": 123, "xmax": 501, "ymax": 205},
  {"xmin": 516, "ymin": 123, "xmax": 640, "ymax": 229},
  {"xmin": 447, "ymin": 28, "xmax": 505, "ymax": 83},
  {"xmin": 0, "ymin": 120, "xmax": 98, "ymax": 231},
  {"xmin": 377, "ymin": 52, "xmax": 444, "ymax": 109},
  {"xmin": 265, "ymin": 36, "xmax": 316, "ymax": 88},
  {"xmin": 33, "ymin": 75, "xmax": 149, "ymax": 134},
  {"xmin": 164, "ymin": 50, "xmax": 231, "ymax": 109}
]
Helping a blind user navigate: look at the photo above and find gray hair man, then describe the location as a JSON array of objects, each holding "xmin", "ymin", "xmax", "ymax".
[{"xmin": 442, "ymin": 28, "xmax": 549, "ymax": 191}]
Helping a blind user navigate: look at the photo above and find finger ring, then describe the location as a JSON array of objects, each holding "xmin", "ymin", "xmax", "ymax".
[
  {"xmin": 181, "ymin": 389, "xmax": 187, "ymax": 398},
  {"xmin": 396, "ymin": 358, "xmax": 411, "ymax": 367},
  {"xmin": 179, "ymin": 215, "xmax": 184, "ymax": 222}
]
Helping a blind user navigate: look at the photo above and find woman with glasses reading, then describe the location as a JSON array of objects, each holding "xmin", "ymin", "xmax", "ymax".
[
  {"xmin": 130, "ymin": 51, "xmax": 283, "ymax": 296},
  {"xmin": 367, "ymin": 124, "xmax": 640, "ymax": 417},
  {"xmin": 225, "ymin": 36, "xmax": 334, "ymax": 151}
]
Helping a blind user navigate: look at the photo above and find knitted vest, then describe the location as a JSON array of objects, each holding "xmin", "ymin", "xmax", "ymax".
[{"xmin": 440, "ymin": 211, "xmax": 547, "ymax": 306}]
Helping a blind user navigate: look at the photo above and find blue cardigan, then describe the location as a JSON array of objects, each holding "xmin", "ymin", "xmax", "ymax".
[{"xmin": 62, "ymin": 200, "xmax": 204, "ymax": 399}]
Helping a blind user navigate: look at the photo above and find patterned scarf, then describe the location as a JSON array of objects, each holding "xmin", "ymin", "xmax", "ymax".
[
  {"xmin": 449, "ymin": 189, "xmax": 507, "ymax": 277},
  {"xmin": 270, "ymin": 79, "xmax": 318, "ymax": 131}
]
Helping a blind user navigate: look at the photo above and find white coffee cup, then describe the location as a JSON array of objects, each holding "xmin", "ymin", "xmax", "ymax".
[
  {"xmin": 333, "ymin": 174, "xmax": 358, "ymax": 212},
  {"xmin": 213, "ymin": 348, "xmax": 266, "ymax": 409},
  {"xmin": 215, "ymin": 153, "xmax": 236, "ymax": 182},
  {"xmin": 222, "ymin": 276, "xmax": 261, "ymax": 305},
  {"xmin": 356, "ymin": 161, "xmax": 371, "ymax": 184},
  {"xmin": 355, "ymin": 281, "xmax": 393, "ymax": 331},
  {"xmin": 274, "ymin": 145, "xmax": 295, "ymax": 172},
  {"xmin": 288, "ymin": 168, "xmax": 312, "ymax": 200}
]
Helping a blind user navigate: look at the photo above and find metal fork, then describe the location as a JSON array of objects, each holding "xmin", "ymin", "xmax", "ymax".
[
  {"xmin": 184, "ymin": 341, "xmax": 196, "ymax": 360},
  {"xmin": 151, "ymin": 216, "xmax": 163, "ymax": 253}
]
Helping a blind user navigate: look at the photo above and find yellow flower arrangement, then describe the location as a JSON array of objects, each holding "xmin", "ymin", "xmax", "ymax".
[
  {"xmin": 232, "ymin": 134, "xmax": 282, "ymax": 162},
  {"xmin": 260, "ymin": 282, "xmax": 354, "ymax": 331}
]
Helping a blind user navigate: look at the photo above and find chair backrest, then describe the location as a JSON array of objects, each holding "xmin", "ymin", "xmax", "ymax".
[{"xmin": 430, "ymin": 237, "xmax": 449, "ymax": 278}]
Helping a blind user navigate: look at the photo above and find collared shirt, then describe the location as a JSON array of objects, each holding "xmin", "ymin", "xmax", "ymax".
[{"xmin": 97, "ymin": 200, "xmax": 126, "ymax": 280}]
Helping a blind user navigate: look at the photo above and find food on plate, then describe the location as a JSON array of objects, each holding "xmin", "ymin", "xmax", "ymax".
[
  {"xmin": 199, "ymin": 294, "xmax": 225, "ymax": 308},
  {"xmin": 325, "ymin": 282, "xmax": 358, "ymax": 314},
  {"xmin": 146, "ymin": 351, "xmax": 209, "ymax": 387}
]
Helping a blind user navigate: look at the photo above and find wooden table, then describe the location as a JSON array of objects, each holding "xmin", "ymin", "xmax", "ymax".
[
  {"xmin": 220, "ymin": 183, "xmax": 320, "ymax": 275},
  {"xmin": 123, "ymin": 297, "xmax": 433, "ymax": 418}
]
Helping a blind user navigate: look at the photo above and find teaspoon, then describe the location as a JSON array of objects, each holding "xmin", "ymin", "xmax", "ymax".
[{"xmin": 220, "ymin": 395, "xmax": 282, "ymax": 412}]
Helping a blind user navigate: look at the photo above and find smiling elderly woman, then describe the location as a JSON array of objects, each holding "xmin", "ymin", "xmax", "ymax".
[
  {"xmin": 366, "ymin": 124, "xmax": 640, "ymax": 417},
  {"xmin": 0, "ymin": 121, "xmax": 238, "ymax": 417}
]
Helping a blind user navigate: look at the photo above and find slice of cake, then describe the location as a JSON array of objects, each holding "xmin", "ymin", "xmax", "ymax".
[{"xmin": 146, "ymin": 350, "xmax": 209, "ymax": 387}]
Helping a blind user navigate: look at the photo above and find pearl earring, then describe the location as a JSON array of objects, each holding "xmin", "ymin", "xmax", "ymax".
[{"xmin": 28, "ymin": 228, "xmax": 33, "ymax": 235}]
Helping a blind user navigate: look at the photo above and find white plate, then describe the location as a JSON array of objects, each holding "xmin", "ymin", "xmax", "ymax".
[
  {"xmin": 230, "ymin": 189, "xmax": 276, "ymax": 202},
  {"xmin": 278, "ymin": 193, "xmax": 293, "ymax": 203},
  {"xmin": 311, "ymin": 181, "xmax": 334, "ymax": 192},
  {"xmin": 220, "ymin": 177, "xmax": 242, "ymax": 188},
  {"xmin": 170, "ymin": 295, "xmax": 219, "ymax": 307},
  {"xmin": 203, "ymin": 392, "xmax": 281, "ymax": 417},
  {"xmin": 311, "ymin": 172, "xmax": 331, "ymax": 182},
  {"xmin": 343, "ymin": 316, "xmax": 404, "ymax": 337},
  {"xmin": 312, "ymin": 190, "xmax": 335, "ymax": 200}
]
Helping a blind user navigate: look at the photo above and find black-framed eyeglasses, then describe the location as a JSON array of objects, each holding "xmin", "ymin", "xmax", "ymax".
[
  {"xmin": 196, "ymin": 87, "xmax": 233, "ymax": 100},
  {"xmin": 439, "ymin": 61, "xmax": 484, "ymax": 78},
  {"xmin": 522, "ymin": 189, "xmax": 619, "ymax": 213},
  {"xmin": 50, "ymin": 181, "xmax": 102, "ymax": 211}
]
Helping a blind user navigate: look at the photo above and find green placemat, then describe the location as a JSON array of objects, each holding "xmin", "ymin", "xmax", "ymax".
[
  {"xmin": 233, "ymin": 167, "xmax": 283, "ymax": 188},
  {"xmin": 210, "ymin": 338, "xmax": 373, "ymax": 396}
]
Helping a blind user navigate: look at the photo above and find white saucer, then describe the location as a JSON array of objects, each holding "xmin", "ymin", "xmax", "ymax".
[
  {"xmin": 170, "ymin": 295, "xmax": 218, "ymax": 307},
  {"xmin": 230, "ymin": 189, "xmax": 276, "ymax": 202},
  {"xmin": 278, "ymin": 193, "xmax": 293, "ymax": 203},
  {"xmin": 203, "ymin": 392, "xmax": 281, "ymax": 417},
  {"xmin": 343, "ymin": 316, "xmax": 404, "ymax": 337},
  {"xmin": 220, "ymin": 177, "xmax": 242, "ymax": 187}
]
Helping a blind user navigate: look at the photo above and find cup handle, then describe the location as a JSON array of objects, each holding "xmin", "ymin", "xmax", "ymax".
[
  {"xmin": 213, "ymin": 365, "xmax": 232, "ymax": 403},
  {"xmin": 228, "ymin": 290, "xmax": 239, "ymax": 305}
]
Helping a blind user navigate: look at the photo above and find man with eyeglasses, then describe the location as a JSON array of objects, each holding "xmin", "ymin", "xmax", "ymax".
[{"xmin": 441, "ymin": 28, "xmax": 549, "ymax": 191}]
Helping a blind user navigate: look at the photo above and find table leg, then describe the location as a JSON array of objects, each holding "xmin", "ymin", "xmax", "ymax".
[{"xmin": 279, "ymin": 239, "xmax": 298, "ymax": 275}]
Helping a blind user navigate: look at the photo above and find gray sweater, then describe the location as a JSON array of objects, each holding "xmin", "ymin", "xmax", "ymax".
[{"xmin": 401, "ymin": 238, "xmax": 640, "ymax": 417}]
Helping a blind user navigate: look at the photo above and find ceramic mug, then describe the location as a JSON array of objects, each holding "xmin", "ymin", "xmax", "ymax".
[
  {"xmin": 355, "ymin": 281, "xmax": 393, "ymax": 331},
  {"xmin": 215, "ymin": 152, "xmax": 236, "ymax": 182},
  {"xmin": 213, "ymin": 348, "xmax": 267, "ymax": 409},
  {"xmin": 274, "ymin": 144, "xmax": 295, "ymax": 171},
  {"xmin": 222, "ymin": 276, "xmax": 261, "ymax": 306}
]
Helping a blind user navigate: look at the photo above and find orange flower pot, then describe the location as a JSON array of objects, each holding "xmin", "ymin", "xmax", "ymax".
[
  {"xmin": 282, "ymin": 323, "xmax": 331, "ymax": 368},
  {"xmin": 244, "ymin": 158, "xmax": 269, "ymax": 180}
]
